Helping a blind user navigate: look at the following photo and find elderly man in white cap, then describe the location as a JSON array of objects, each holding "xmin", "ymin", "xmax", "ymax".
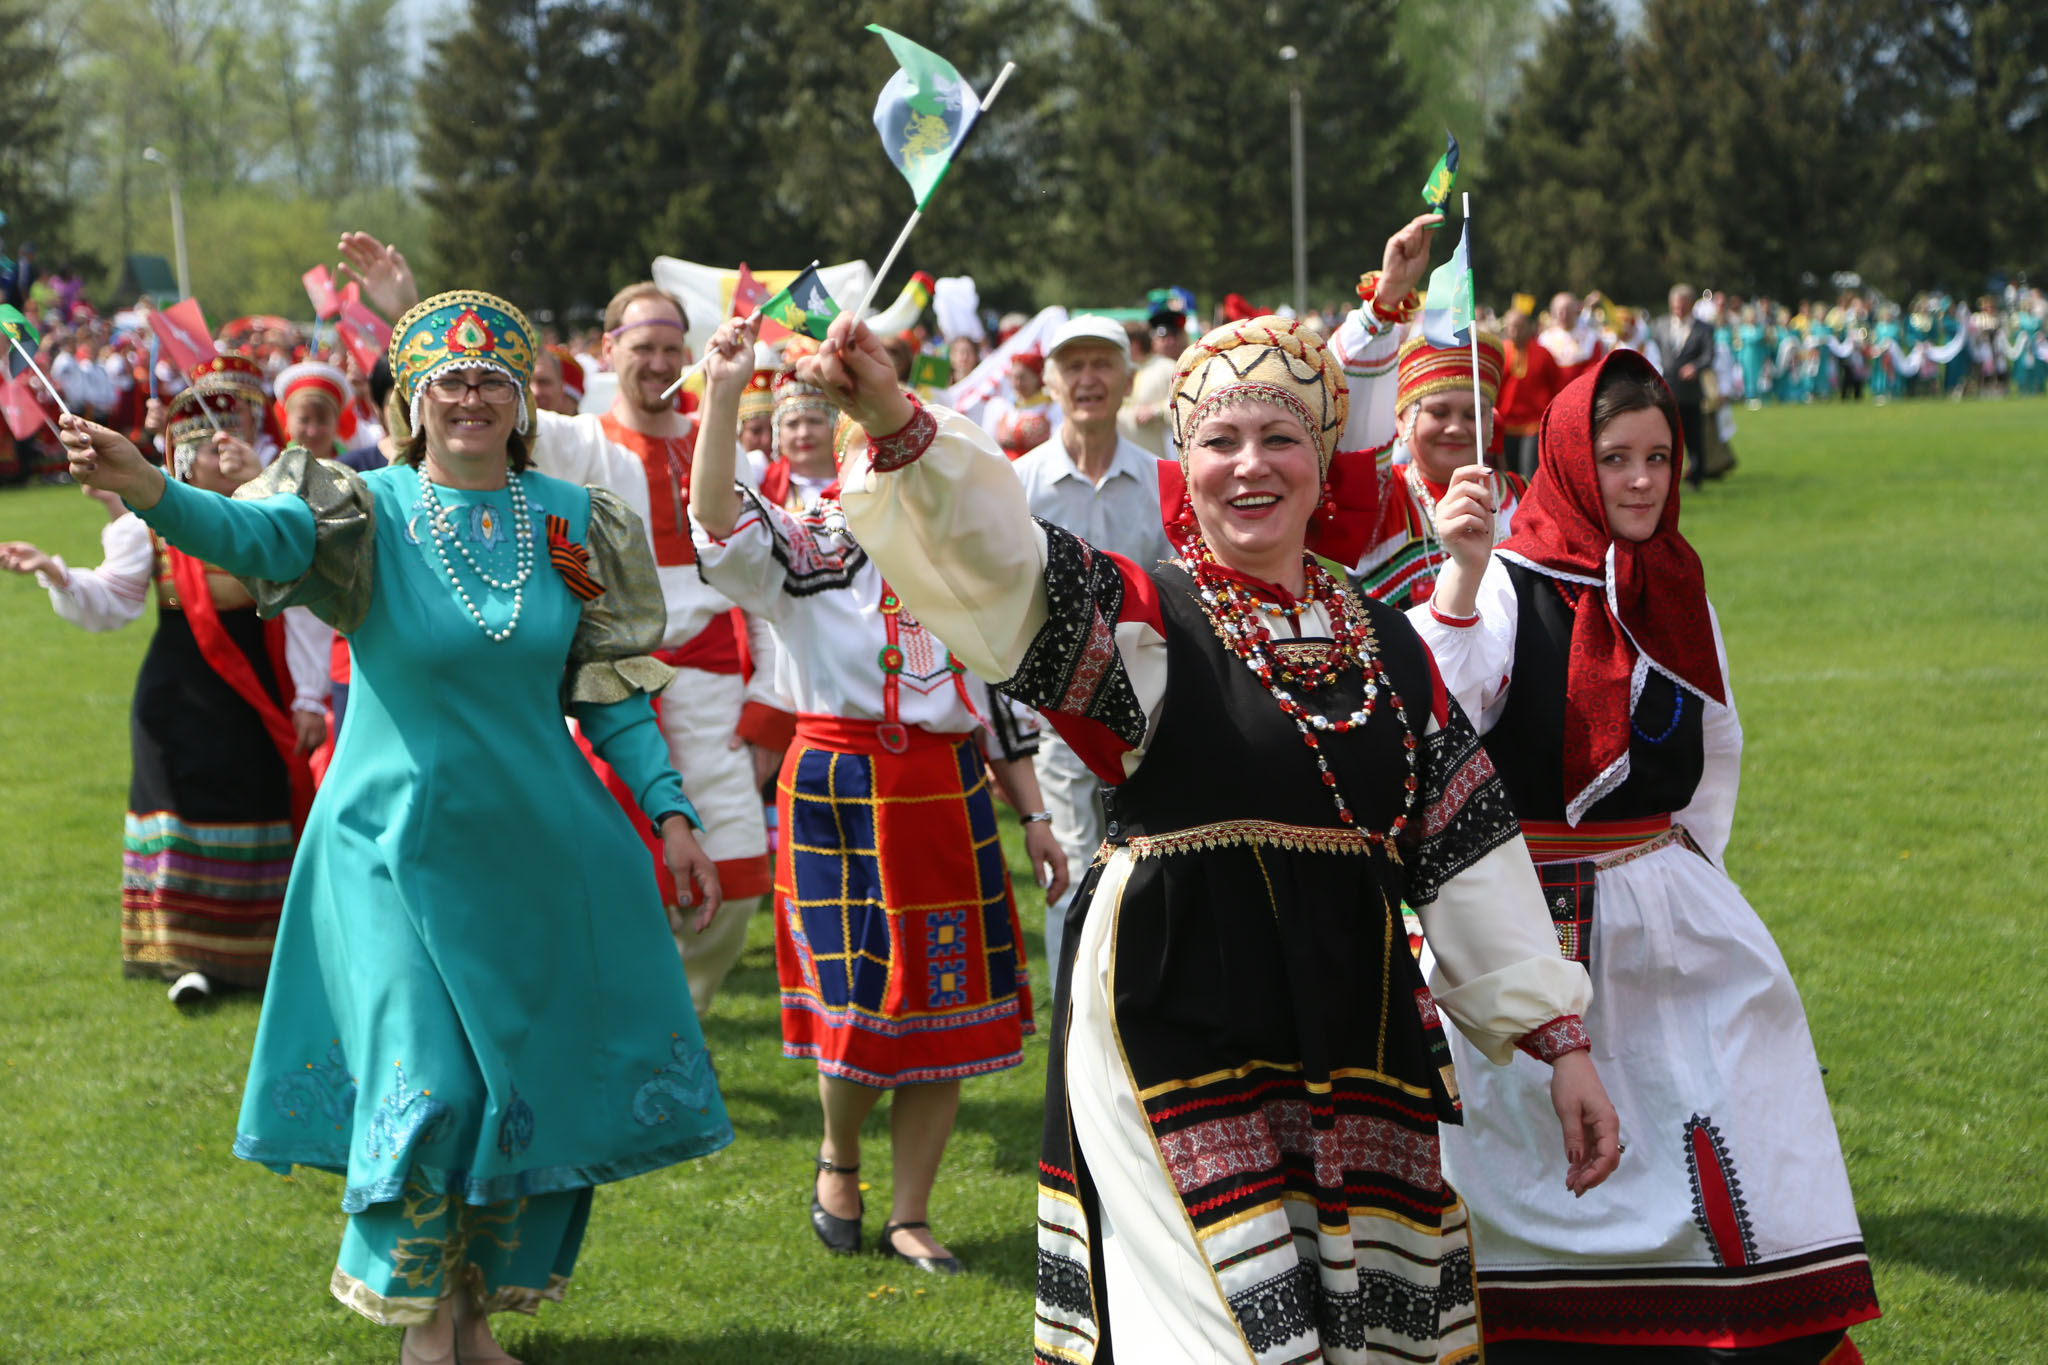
[{"xmin": 1008, "ymin": 314, "xmax": 1173, "ymax": 971}]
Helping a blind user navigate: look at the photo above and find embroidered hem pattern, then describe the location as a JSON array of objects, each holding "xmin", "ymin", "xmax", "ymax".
[{"xmin": 1477, "ymin": 1242, "xmax": 1881, "ymax": 1348}]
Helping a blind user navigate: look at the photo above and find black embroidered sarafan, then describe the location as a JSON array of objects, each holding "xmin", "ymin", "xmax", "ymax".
[{"xmin": 1024, "ymin": 543, "xmax": 1518, "ymax": 1365}]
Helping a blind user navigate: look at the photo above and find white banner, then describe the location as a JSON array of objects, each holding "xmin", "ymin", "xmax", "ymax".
[{"xmin": 648, "ymin": 256, "xmax": 873, "ymax": 360}]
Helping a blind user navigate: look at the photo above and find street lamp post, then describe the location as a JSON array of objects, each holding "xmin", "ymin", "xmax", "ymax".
[
  {"xmin": 141, "ymin": 147, "xmax": 190, "ymax": 299},
  {"xmin": 1280, "ymin": 47, "xmax": 1307, "ymax": 317}
]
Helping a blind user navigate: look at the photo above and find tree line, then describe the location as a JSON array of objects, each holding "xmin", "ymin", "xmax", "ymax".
[{"xmin": 8, "ymin": 0, "xmax": 2042, "ymax": 321}]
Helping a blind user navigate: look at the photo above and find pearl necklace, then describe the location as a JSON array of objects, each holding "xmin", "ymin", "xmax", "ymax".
[
  {"xmin": 1190, "ymin": 543, "xmax": 1417, "ymax": 830},
  {"xmin": 417, "ymin": 471, "xmax": 534, "ymax": 643}
]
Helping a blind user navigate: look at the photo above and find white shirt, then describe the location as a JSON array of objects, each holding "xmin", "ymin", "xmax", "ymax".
[{"xmin": 1011, "ymin": 433, "xmax": 1172, "ymax": 576}]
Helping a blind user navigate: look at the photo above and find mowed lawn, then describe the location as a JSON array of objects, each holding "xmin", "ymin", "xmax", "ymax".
[{"xmin": 1, "ymin": 397, "xmax": 2042, "ymax": 1363}]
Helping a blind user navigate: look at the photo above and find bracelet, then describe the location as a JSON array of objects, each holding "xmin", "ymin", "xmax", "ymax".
[
  {"xmin": 1020, "ymin": 811, "xmax": 1053, "ymax": 825},
  {"xmin": 1428, "ymin": 603, "xmax": 1481, "ymax": 628}
]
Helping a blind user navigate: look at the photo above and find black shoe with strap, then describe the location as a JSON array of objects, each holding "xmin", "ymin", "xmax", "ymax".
[
  {"xmin": 877, "ymin": 1220, "xmax": 962, "ymax": 1275},
  {"xmin": 810, "ymin": 1156, "xmax": 862, "ymax": 1254}
]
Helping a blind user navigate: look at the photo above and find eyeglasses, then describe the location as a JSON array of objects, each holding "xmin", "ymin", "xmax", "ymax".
[{"xmin": 425, "ymin": 373, "xmax": 520, "ymax": 404}]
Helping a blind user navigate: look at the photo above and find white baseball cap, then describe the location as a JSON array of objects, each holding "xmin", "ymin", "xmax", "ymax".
[{"xmin": 1046, "ymin": 314, "xmax": 1133, "ymax": 367}]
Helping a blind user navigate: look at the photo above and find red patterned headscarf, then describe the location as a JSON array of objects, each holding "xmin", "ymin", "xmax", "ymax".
[{"xmin": 1497, "ymin": 348, "xmax": 1726, "ymax": 824}]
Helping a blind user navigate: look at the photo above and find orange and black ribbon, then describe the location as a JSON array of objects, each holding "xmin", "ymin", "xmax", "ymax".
[{"xmin": 545, "ymin": 514, "xmax": 605, "ymax": 601}]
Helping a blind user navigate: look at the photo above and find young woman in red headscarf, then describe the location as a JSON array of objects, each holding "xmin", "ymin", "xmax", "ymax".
[{"xmin": 1414, "ymin": 349, "xmax": 1878, "ymax": 1363}]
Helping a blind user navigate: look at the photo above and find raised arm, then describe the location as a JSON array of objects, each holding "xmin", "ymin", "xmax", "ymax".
[
  {"xmin": 57, "ymin": 417, "xmax": 319, "ymax": 588},
  {"xmin": 804, "ymin": 314, "xmax": 1047, "ymax": 681}
]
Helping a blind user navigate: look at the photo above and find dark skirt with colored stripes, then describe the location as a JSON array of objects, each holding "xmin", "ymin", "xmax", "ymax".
[
  {"xmin": 121, "ymin": 606, "xmax": 294, "ymax": 988},
  {"xmin": 773, "ymin": 728, "xmax": 1033, "ymax": 1088}
]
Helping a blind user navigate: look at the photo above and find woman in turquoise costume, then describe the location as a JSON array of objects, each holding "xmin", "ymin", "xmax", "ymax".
[
  {"xmin": 57, "ymin": 291, "xmax": 733, "ymax": 1365},
  {"xmin": 1736, "ymin": 304, "xmax": 1769, "ymax": 407}
]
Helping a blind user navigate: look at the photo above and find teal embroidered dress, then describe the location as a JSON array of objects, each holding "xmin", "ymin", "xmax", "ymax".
[{"xmin": 132, "ymin": 450, "xmax": 733, "ymax": 1324}]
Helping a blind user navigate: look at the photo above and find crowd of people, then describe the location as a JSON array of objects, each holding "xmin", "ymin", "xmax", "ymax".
[{"xmin": 3, "ymin": 213, "xmax": 1894, "ymax": 1365}]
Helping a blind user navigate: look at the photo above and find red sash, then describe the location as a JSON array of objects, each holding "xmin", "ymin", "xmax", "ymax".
[{"xmin": 167, "ymin": 549, "xmax": 315, "ymax": 833}]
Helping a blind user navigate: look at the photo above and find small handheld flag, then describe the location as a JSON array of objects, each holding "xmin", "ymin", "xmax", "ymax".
[
  {"xmin": 2, "ymin": 372, "xmax": 51, "ymax": 440},
  {"xmin": 1421, "ymin": 132, "xmax": 1459, "ymax": 215},
  {"xmin": 302, "ymin": 265, "xmax": 341, "ymax": 320},
  {"xmin": 869, "ymin": 26, "xmax": 982, "ymax": 212},
  {"xmin": 148, "ymin": 297, "xmax": 215, "ymax": 374},
  {"xmin": 0, "ymin": 303, "xmax": 72, "ymax": 418},
  {"xmin": 846, "ymin": 30, "xmax": 1018, "ymax": 325},
  {"xmin": 1421, "ymin": 220, "xmax": 1475, "ymax": 350},
  {"xmin": 758, "ymin": 266, "xmax": 844, "ymax": 343}
]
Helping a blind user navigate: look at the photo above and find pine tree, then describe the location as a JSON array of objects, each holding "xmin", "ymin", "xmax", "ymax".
[
  {"xmin": 1051, "ymin": 0, "xmax": 1420, "ymax": 309},
  {"xmin": 1475, "ymin": 0, "xmax": 1652, "ymax": 305},
  {"xmin": 0, "ymin": 0, "xmax": 69, "ymax": 260}
]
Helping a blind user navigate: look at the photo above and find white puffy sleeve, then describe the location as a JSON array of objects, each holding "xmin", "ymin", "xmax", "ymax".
[
  {"xmin": 1407, "ymin": 554, "xmax": 1520, "ymax": 733},
  {"xmin": 283, "ymin": 607, "xmax": 334, "ymax": 713},
  {"xmin": 39, "ymin": 513, "xmax": 154, "ymax": 633}
]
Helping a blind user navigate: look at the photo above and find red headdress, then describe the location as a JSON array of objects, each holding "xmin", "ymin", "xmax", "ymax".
[{"xmin": 1496, "ymin": 348, "xmax": 1726, "ymax": 824}]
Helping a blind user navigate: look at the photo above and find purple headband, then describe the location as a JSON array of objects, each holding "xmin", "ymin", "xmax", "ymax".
[{"xmin": 606, "ymin": 317, "xmax": 687, "ymax": 339}]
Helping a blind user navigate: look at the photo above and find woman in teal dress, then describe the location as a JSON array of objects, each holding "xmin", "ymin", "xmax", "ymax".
[
  {"xmin": 58, "ymin": 291, "xmax": 734, "ymax": 1365},
  {"xmin": 1737, "ymin": 306, "xmax": 1768, "ymax": 407}
]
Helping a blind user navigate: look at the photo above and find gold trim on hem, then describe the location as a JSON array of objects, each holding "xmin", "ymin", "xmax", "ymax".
[
  {"xmin": 328, "ymin": 1267, "xmax": 570, "ymax": 1326},
  {"xmin": 1097, "ymin": 818, "xmax": 1401, "ymax": 865}
]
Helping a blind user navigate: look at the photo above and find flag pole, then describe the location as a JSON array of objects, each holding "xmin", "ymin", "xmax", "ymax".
[
  {"xmin": 6, "ymin": 335, "xmax": 73, "ymax": 419},
  {"xmin": 1463, "ymin": 192, "xmax": 1486, "ymax": 472},
  {"xmin": 846, "ymin": 60, "xmax": 1019, "ymax": 324},
  {"xmin": 659, "ymin": 260, "xmax": 821, "ymax": 402}
]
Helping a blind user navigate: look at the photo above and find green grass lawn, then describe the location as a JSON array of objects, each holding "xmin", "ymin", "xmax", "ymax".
[{"xmin": 1, "ymin": 396, "xmax": 2043, "ymax": 1362}]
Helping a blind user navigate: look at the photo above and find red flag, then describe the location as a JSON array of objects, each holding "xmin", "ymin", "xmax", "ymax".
[
  {"xmin": 148, "ymin": 298, "xmax": 214, "ymax": 373},
  {"xmin": 734, "ymin": 262, "xmax": 790, "ymax": 341},
  {"xmin": 340, "ymin": 281, "xmax": 361, "ymax": 311},
  {"xmin": 302, "ymin": 265, "xmax": 341, "ymax": 319},
  {"xmin": 336, "ymin": 300, "xmax": 392, "ymax": 376},
  {"xmin": 2, "ymin": 374, "xmax": 47, "ymax": 440}
]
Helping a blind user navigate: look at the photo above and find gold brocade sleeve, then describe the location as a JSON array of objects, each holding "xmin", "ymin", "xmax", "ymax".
[
  {"xmin": 563, "ymin": 486, "xmax": 678, "ymax": 706},
  {"xmin": 230, "ymin": 447, "xmax": 376, "ymax": 633}
]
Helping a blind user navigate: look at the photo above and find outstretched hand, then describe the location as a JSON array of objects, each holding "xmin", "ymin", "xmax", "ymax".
[
  {"xmin": 337, "ymin": 232, "xmax": 421, "ymax": 319},
  {"xmin": 798, "ymin": 314, "xmax": 914, "ymax": 442},
  {"xmin": 0, "ymin": 542, "xmax": 61, "ymax": 580},
  {"xmin": 1550, "ymin": 1048, "xmax": 1622, "ymax": 1197},
  {"xmin": 57, "ymin": 415, "xmax": 166, "ymax": 510},
  {"xmin": 1380, "ymin": 212, "xmax": 1446, "ymax": 306}
]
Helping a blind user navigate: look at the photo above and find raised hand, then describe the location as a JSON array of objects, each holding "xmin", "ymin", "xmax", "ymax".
[
  {"xmin": 702, "ymin": 314, "xmax": 763, "ymax": 399},
  {"xmin": 337, "ymin": 232, "xmax": 421, "ymax": 318},
  {"xmin": 214, "ymin": 431, "xmax": 260, "ymax": 485},
  {"xmin": 1434, "ymin": 463, "xmax": 1498, "ymax": 577},
  {"xmin": 799, "ymin": 313, "xmax": 914, "ymax": 440},
  {"xmin": 1379, "ymin": 211, "xmax": 1446, "ymax": 306}
]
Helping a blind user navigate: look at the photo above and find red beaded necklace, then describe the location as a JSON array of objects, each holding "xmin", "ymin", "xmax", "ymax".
[{"xmin": 1188, "ymin": 539, "xmax": 1418, "ymax": 831}]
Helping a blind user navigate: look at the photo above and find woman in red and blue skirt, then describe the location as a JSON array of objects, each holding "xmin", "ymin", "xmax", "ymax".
[{"xmin": 688, "ymin": 316, "xmax": 1066, "ymax": 1275}]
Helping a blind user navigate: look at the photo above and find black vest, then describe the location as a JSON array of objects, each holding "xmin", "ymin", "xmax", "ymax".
[{"xmin": 1485, "ymin": 560, "xmax": 1705, "ymax": 822}]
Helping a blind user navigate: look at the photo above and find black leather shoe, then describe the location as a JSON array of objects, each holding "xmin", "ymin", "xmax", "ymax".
[
  {"xmin": 810, "ymin": 1156, "xmax": 862, "ymax": 1254},
  {"xmin": 878, "ymin": 1220, "xmax": 962, "ymax": 1275}
]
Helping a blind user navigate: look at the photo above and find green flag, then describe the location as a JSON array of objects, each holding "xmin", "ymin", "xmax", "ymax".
[
  {"xmin": 0, "ymin": 303, "xmax": 38, "ymax": 349},
  {"xmin": 1421, "ymin": 221, "xmax": 1475, "ymax": 348},
  {"xmin": 758, "ymin": 266, "xmax": 842, "ymax": 341},
  {"xmin": 1420, "ymin": 131, "xmax": 1459, "ymax": 215},
  {"xmin": 868, "ymin": 25, "xmax": 983, "ymax": 211}
]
